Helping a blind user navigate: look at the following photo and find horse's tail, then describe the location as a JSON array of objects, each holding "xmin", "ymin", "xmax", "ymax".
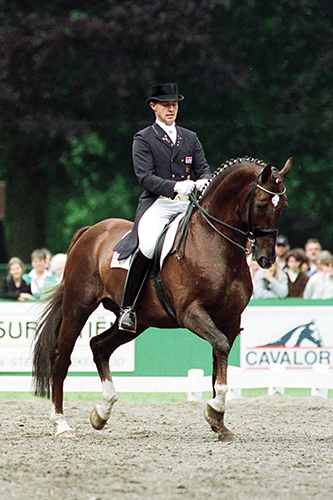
[
  {"xmin": 33, "ymin": 225, "xmax": 91, "ymax": 397},
  {"xmin": 33, "ymin": 283, "xmax": 65, "ymax": 397}
]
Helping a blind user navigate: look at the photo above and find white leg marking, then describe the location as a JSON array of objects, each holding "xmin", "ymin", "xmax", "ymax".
[
  {"xmin": 95, "ymin": 380, "xmax": 118, "ymax": 421},
  {"xmin": 50, "ymin": 404, "xmax": 73, "ymax": 436},
  {"xmin": 208, "ymin": 384, "xmax": 228, "ymax": 413}
]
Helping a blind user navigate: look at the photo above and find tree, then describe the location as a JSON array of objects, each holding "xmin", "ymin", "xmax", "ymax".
[{"xmin": 1, "ymin": 0, "xmax": 333, "ymax": 260}]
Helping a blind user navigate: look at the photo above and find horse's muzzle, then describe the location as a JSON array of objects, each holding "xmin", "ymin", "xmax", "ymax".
[{"xmin": 256, "ymin": 255, "xmax": 275, "ymax": 269}]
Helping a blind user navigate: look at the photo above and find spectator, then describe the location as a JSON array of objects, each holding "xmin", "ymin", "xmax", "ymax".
[
  {"xmin": 50, "ymin": 253, "xmax": 66, "ymax": 284},
  {"xmin": 27, "ymin": 249, "xmax": 52, "ymax": 299},
  {"xmin": 41, "ymin": 248, "xmax": 53, "ymax": 271},
  {"xmin": 285, "ymin": 249, "xmax": 309, "ymax": 297},
  {"xmin": 303, "ymin": 250, "xmax": 333, "ymax": 299},
  {"xmin": 43, "ymin": 253, "xmax": 67, "ymax": 297},
  {"xmin": 0, "ymin": 257, "xmax": 35, "ymax": 302},
  {"xmin": 275, "ymin": 235, "xmax": 290, "ymax": 270},
  {"xmin": 304, "ymin": 238, "xmax": 322, "ymax": 277},
  {"xmin": 253, "ymin": 261, "xmax": 288, "ymax": 299}
]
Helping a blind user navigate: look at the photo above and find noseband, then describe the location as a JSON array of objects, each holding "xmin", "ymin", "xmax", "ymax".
[{"xmin": 186, "ymin": 169, "xmax": 286, "ymax": 255}]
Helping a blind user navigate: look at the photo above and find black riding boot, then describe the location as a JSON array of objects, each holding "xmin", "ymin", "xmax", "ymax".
[{"xmin": 118, "ymin": 249, "xmax": 151, "ymax": 333}]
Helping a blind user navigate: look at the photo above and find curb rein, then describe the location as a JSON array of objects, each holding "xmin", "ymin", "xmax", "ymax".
[{"xmin": 174, "ymin": 169, "xmax": 286, "ymax": 260}]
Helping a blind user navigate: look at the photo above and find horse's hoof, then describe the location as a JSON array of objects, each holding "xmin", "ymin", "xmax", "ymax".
[
  {"xmin": 204, "ymin": 406, "xmax": 236, "ymax": 442},
  {"xmin": 90, "ymin": 407, "xmax": 108, "ymax": 430},
  {"xmin": 56, "ymin": 429, "xmax": 74, "ymax": 438},
  {"xmin": 204, "ymin": 406, "xmax": 224, "ymax": 428},
  {"xmin": 218, "ymin": 430, "xmax": 237, "ymax": 443}
]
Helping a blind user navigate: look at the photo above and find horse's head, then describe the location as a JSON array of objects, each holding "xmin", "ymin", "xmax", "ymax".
[
  {"xmin": 247, "ymin": 158, "xmax": 292, "ymax": 268},
  {"xmin": 195, "ymin": 156, "xmax": 291, "ymax": 269}
]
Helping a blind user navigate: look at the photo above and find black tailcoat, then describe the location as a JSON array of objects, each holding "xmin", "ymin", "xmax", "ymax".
[{"xmin": 114, "ymin": 123, "xmax": 212, "ymax": 259}]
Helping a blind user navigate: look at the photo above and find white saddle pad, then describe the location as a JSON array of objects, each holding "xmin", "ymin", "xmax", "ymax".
[{"xmin": 111, "ymin": 213, "xmax": 185, "ymax": 271}]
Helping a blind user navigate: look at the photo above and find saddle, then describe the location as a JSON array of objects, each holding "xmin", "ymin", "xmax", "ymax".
[
  {"xmin": 150, "ymin": 199, "xmax": 196, "ymax": 321},
  {"xmin": 111, "ymin": 198, "xmax": 195, "ymax": 322}
]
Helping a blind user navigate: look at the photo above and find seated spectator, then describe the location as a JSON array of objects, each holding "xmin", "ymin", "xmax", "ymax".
[
  {"xmin": 299, "ymin": 254, "xmax": 310, "ymax": 274},
  {"xmin": 285, "ymin": 249, "xmax": 309, "ymax": 297},
  {"xmin": 275, "ymin": 235, "xmax": 290, "ymax": 271},
  {"xmin": 26, "ymin": 249, "xmax": 52, "ymax": 299},
  {"xmin": 41, "ymin": 247, "xmax": 53, "ymax": 272},
  {"xmin": 0, "ymin": 257, "xmax": 35, "ymax": 302},
  {"xmin": 304, "ymin": 238, "xmax": 322, "ymax": 277},
  {"xmin": 42, "ymin": 253, "xmax": 67, "ymax": 297},
  {"xmin": 303, "ymin": 250, "xmax": 333, "ymax": 299},
  {"xmin": 253, "ymin": 261, "xmax": 288, "ymax": 299}
]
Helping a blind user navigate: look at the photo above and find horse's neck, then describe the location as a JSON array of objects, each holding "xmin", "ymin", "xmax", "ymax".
[
  {"xmin": 200, "ymin": 176, "xmax": 244, "ymax": 227},
  {"xmin": 189, "ymin": 168, "xmax": 254, "ymax": 256}
]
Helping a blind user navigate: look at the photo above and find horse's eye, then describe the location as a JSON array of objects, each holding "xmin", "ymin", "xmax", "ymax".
[{"xmin": 255, "ymin": 204, "xmax": 266, "ymax": 213}]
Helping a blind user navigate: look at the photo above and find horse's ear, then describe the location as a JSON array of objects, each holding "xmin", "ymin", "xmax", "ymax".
[
  {"xmin": 260, "ymin": 164, "xmax": 273, "ymax": 185},
  {"xmin": 279, "ymin": 157, "xmax": 292, "ymax": 180}
]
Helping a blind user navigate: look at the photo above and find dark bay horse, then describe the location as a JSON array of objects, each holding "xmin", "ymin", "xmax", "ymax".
[{"xmin": 33, "ymin": 157, "xmax": 291, "ymax": 440}]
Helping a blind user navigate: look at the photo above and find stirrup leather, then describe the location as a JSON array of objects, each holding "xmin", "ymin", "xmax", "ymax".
[{"xmin": 118, "ymin": 308, "xmax": 137, "ymax": 333}]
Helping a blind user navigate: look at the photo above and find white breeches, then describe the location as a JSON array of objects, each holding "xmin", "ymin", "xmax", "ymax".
[{"xmin": 138, "ymin": 198, "xmax": 189, "ymax": 259}]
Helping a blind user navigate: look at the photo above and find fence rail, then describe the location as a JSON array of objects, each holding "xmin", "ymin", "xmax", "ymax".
[{"xmin": 2, "ymin": 364, "xmax": 332, "ymax": 400}]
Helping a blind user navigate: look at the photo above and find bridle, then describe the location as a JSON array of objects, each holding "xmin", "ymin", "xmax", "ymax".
[{"xmin": 181, "ymin": 169, "xmax": 286, "ymax": 257}]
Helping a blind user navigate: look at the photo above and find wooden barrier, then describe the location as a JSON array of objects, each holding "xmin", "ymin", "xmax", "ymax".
[{"xmin": 1, "ymin": 299, "xmax": 333, "ymax": 397}]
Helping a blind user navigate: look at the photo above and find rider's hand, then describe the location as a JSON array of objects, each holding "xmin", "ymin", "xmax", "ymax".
[
  {"xmin": 195, "ymin": 178, "xmax": 209, "ymax": 191},
  {"xmin": 174, "ymin": 180, "xmax": 195, "ymax": 196}
]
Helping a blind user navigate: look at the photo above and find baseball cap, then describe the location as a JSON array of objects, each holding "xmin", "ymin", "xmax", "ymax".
[{"xmin": 276, "ymin": 235, "xmax": 289, "ymax": 246}]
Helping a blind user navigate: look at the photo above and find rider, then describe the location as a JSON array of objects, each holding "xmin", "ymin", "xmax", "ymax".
[{"xmin": 114, "ymin": 83, "xmax": 212, "ymax": 332}]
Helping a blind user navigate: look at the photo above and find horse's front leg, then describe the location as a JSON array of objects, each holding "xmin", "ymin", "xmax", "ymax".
[
  {"xmin": 182, "ymin": 303, "xmax": 239, "ymax": 442},
  {"xmin": 204, "ymin": 350, "xmax": 236, "ymax": 442}
]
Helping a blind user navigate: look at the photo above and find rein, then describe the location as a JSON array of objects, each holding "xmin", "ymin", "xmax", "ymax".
[{"xmin": 174, "ymin": 170, "xmax": 286, "ymax": 259}]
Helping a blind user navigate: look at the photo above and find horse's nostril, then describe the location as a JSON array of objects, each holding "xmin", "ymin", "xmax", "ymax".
[{"xmin": 258, "ymin": 256, "xmax": 269, "ymax": 268}]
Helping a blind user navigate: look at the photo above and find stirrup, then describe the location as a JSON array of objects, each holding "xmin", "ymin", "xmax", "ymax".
[{"xmin": 118, "ymin": 308, "xmax": 137, "ymax": 333}]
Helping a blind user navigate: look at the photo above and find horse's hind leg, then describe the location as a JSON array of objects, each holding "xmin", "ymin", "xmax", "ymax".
[
  {"xmin": 51, "ymin": 313, "xmax": 94, "ymax": 437},
  {"xmin": 89, "ymin": 323, "xmax": 143, "ymax": 430}
]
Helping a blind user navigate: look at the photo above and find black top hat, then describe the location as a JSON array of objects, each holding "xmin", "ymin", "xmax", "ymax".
[{"xmin": 146, "ymin": 83, "xmax": 184, "ymax": 104}]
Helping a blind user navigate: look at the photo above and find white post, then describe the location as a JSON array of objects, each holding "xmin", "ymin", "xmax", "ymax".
[
  {"xmin": 311, "ymin": 364, "xmax": 329, "ymax": 399},
  {"xmin": 226, "ymin": 366, "xmax": 242, "ymax": 400},
  {"xmin": 268, "ymin": 363, "xmax": 285, "ymax": 396},
  {"xmin": 187, "ymin": 369, "xmax": 204, "ymax": 401}
]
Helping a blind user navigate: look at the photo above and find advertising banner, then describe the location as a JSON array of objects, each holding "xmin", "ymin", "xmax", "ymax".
[
  {"xmin": 0, "ymin": 302, "xmax": 134, "ymax": 373},
  {"xmin": 241, "ymin": 305, "xmax": 333, "ymax": 370}
]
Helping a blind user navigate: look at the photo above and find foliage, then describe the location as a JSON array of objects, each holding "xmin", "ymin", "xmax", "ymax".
[{"xmin": 0, "ymin": 0, "xmax": 333, "ymax": 259}]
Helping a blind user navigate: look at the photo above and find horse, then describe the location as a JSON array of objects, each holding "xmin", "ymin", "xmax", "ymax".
[{"xmin": 33, "ymin": 156, "xmax": 292, "ymax": 441}]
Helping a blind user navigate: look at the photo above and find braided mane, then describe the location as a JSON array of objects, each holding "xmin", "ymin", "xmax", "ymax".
[{"xmin": 198, "ymin": 156, "xmax": 267, "ymax": 200}]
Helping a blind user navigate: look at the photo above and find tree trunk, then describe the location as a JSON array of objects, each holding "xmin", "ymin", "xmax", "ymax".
[{"xmin": 6, "ymin": 141, "xmax": 48, "ymax": 263}]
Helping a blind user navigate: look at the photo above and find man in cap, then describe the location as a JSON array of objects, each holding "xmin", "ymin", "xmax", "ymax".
[
  {"xmin": 114, "ymin": 83, "xmax": 212, "ymax": 332},
  {"xmin": 304, "ymin": 238, "xmax": 322, "ymax": 277},
  {"xmin": 275, "ymin": 235, "xmax": 290, "ymax": 271}
]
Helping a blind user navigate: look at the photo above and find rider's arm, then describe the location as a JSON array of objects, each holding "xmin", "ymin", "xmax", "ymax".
[
  {"xmin": 191, "ymin": 134, "xmax": 212, "ymax": 181},
  {"xmin": 133, "ymin": 135, "xmax": 176, "ymax": 198}
]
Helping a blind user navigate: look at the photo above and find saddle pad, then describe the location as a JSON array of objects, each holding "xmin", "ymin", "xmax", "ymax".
[{"xmin": 110, "ymin": 213, "xmax": 185, "ymax": 271}]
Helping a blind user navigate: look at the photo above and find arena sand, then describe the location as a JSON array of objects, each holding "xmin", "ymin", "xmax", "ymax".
[{"xmin": 0, "ymin": 396, "xmax": 332, "ymax": 499}]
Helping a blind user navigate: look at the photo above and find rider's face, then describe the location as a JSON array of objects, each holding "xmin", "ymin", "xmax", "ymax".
[{"xmin": 150, "ymin": 101, "xmax": 178, "ymax": 126}]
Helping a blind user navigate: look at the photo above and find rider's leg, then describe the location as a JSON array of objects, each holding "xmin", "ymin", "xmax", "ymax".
[
  {"xmin": 118, "ymin": 249, "xmax": 151, "ymax": 332},
  {"xmin": 119, "ymin": 198, "xmax": 189, "ymax": 333},
  {"xmin": 139, "ymin": 198, "xmax": 189, "ymax": 258}
]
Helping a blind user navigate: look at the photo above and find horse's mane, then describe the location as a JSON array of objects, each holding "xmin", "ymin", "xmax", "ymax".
[{"xmin": 199, "ymin": 156, "xmax": 267, "ymax": 200}]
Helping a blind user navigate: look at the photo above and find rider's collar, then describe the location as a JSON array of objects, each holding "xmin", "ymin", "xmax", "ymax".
[{"xmin": 155, "ymin": 119, "xmax": 176, "ymax": 136}]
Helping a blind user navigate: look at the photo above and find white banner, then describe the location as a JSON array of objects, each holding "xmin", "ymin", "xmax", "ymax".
[
  {"xmin": 0, "ymin": 302, "xmax": 134, "ymax": 373},
  {"xmin": 241, "ymin": 305, "xmax": 333, "ymax": 370}
]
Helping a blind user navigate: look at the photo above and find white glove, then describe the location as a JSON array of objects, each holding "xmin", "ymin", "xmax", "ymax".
[
  {"xmin": 174, "ymin": 180, "xmax": 196, "ymax": 196},
  {"xmin": 195, "ymin": 178, "xmax": 209, "ymax": 191}
]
